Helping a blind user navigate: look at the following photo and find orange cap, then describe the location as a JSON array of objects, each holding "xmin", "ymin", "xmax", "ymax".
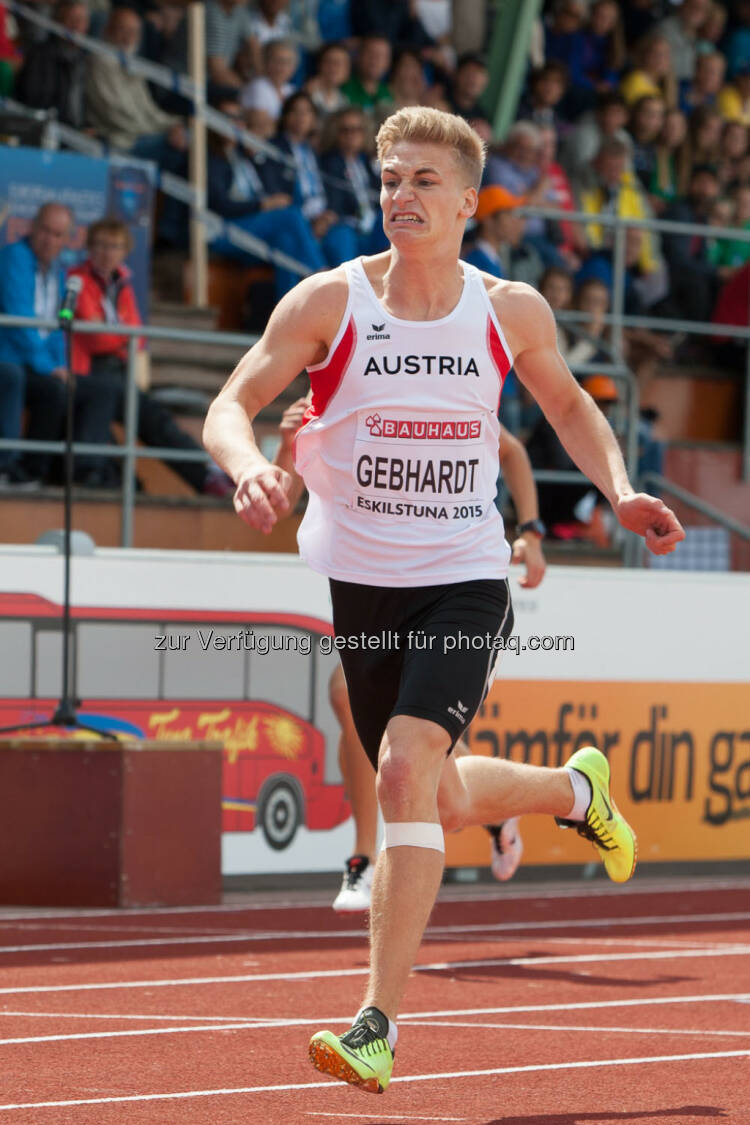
[
  {"xmin": 582, "ymin": 374, "xmax": 618, "ymax": 402},
  {"xmin": 475, "ymin": 185, "xmax": 526, "ymax": 220}
]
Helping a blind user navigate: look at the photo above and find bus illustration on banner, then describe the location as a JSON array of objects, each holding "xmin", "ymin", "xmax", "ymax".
[{"xmin": 0, "ymin": 594, "xmax": 349, "ymax": 850}]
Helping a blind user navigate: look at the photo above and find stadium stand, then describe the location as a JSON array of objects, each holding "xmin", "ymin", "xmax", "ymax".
[{"xmin": 0, "ymin": 0, "xmax": 748, "ymax": 568}]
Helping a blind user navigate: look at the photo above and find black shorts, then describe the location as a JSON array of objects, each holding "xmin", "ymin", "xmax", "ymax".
[{"xmin": 329, "ymin": 577, "xmax": 514, "ymax": 769}]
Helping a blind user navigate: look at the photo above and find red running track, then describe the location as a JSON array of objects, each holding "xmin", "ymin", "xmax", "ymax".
[{"xmin": 0, "ymin": 877, "xmax": 747, "ymax": 1124}]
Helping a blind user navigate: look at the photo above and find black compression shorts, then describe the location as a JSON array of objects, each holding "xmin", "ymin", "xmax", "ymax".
[{"xmin": 329, "ymin": 577, "xmax": 514, "ymax": 769}]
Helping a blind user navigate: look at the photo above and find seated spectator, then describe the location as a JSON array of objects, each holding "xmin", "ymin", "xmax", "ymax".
[
  {"xmin": 350, "ymin": 0, "xmax": 431, "ymax": 50},
  {"xmin": 660, "ymin": 163, "xmax": 722, "ymax": 323},
  {"xmin": 340, "ymin": 34, "xmax": 392, "ymax": 115},
  {"xmin": 240, "ymin": 37, "xmax": 299, "ymax": 128},
  {"xmin": 620, "ymin": 32, "xmax": 676, "ymax": 109},
  {"xmin": 380, "ymin": 49, "xmax": 430, "ymax": 117},
  {"xmin": 699, "ymin": 1, "xmax": 727, "ymax": 53},
  {"xmin": 205, "ymin": 0, "xmax": 256, "ymax": 93},
  {"xmin": 518, "ymin": 61, "xmax": 570, "ymax": 129},
  {"xmin": 86, "ymin": 8, "xmax": 188, "ymax": 166},
  {"xmin": 531, "ymin": 124, "xmax": 585, "ymax": 269},
  {"xmin": 577, "ymin": 137, "xmax": 662, "ymax": 280},
  {"xmin": 717, "ymin": 119, "xmax": 749, "ymax": 188},
  {"xmin": 679, "ymin": 49, "xmax": 726, "ymax": 117},
  {"xmin": 649, "ymin": 107, "xmax": 689, "ymax": 212},
  {"xmin": 717, "ymin": 62, "xmax": 750, "ymax": 127},
  {"xmin": 15, "ymin": 0, "xmax": 88, "ymax": 128},
  {"xmin": 141, "ymin": 1, "xmax": 190, "ymax": 112},
  {"xmin": 206, "ymin": 100, "xmax": 325, "ymax": 297},
  {"xmin": 484, "ymin": 120, "xmax": 543, "ymax": 196},
  {"xmin": 543, "ymin": 0, "xmax": 588, "ymax": 93},
  {"xmin": 413, "ymin": 0, "xmax": 455, "ymax": 71},
  {"xmin": 67, "ymin": 219, "xmax": 231, "ymax": 495},
  {"xmin": 627, "ymin": 94, "xmax": 667, "ymax": 193},
  {"xmin": 564, "ymin": 277, "xmax": 611, "ymax": 371},
  {"xmin": 463, "ymin": 185, "xmax": 544, "ymax": 288},
  {"xmin": 0, "ymin": 203, "xmax": 71, "ymax": 486},
  {"xmin": 446, "ymin": 51, "xmax": 490, "ymax": 129},
  {"xmin": 316, "ymin": 0, "xmax": 351, "ymax": 42},
  {"xmin": 272, "ymin": 91, "xmax": 337, "ymax": 240},
  {"xmin": 582, "ymin": 0, "xmax": 626, "ymax": 93},
  {"xmin": 723, "ymin": 0, "xmax": 750, "ymax": 78},
  {"xmin": 538, "ymin": 264, "xmax": 575, "ymax": 355},
  {"xmin": 244, "ymin": 0, "xmax": 297, "ymax": 75},
  {"xmin": 559, "ymin": 89, "xmax": 631, "ymax": 184},
  {"xmin": 576, "ymin": 225, "xmax": 670, "ymax": 318},
  {"xmin": 305, "ymin": 40, "xmax": 350, "ymax": 118},
  {"xmin": 318, "ymin": 106, "xmax": 385, "ymax": 264},
  {"xmin": 709, "ymin": 183, "xmax": 750, "ymax": 269},
  {"xmin": 684, "ymin": 103, "xmax": 722, "ymax": 171},
  {"xmin": 622, "ymin": 0, "xmax": 659, "ymax": 50},
  {"xmin": 656, "ymin": 0, "xmax": 711, "ymax": 83}
]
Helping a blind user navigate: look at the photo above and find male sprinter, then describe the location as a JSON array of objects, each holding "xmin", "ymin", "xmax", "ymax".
[
  {"xmin": 203, "ymin": 106, "xmax": 684, "ymax": 1095},
  {"xmin": 275, "ymin": 397, "xmax": 546, "ymax": 903}
]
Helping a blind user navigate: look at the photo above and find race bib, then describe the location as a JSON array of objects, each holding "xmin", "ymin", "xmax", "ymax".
[{"xmin": 351, "ymin": 409, "xmax": 489, "ymax": 523}]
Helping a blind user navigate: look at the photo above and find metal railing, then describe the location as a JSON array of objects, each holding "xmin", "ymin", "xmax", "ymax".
[
  {"xmin": 0, "ymin": 315, "xmax": 257, "ymax": 547},
  {"xmin": 518, "ymin": 204, "xmax": 750, "ymax": 483}
]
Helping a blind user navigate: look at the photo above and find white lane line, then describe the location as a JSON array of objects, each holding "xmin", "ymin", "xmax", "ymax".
[
  {"xmin": 0, "ymin": 1049, "xmax": 748, "ymax": 1111},
  {"xmin": 0, "ymin": 876, "xmax": 745, "ymax": 923},
  {"xmin": 0, "ymin": 1011, "xmax": 269, "ymax": 1023},
  {"xmin": 405, "ymin": 1020, "xmax": 750, "ymax": 1038},
  {"xmin": 305, "ymin": 1115, "xmax": 467, "ymax": 1121},
  {"xmin": 207, "ymin": 992, "xmax": 750, "ymax": 1031},
  {"xmin": 0, "ymin": 1022, "xmax": 264, "ymax": 1047},
  {"xmin": 1, "ymin": 944, "xmax": 749, "ymax": 996},
  {"xmin": 3, "ymin": 992, "xmax": 743, "ymax": 1039},
  {"xmin": 3, "ymin": 1016, "xmax": 749, "ymax": 1051},
  {"xmin": 1, "ymin": 910, "xmax": 748, "ymax": 954}
]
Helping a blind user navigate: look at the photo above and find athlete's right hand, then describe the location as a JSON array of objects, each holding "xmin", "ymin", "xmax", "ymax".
[{"xmin": 233, "ymin": 463, "xmax": 291, "ymax": 533}]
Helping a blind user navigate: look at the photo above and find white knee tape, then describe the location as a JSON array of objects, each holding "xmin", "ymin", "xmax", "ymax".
[{"xmin": 383, "ymin": 821, "xmax": 445, "ymax": 853}]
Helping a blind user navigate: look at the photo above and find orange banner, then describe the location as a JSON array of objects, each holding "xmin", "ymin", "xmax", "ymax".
[{"xmin": 445, "ymin": 680, "xmax": 750, "ymax": 868}]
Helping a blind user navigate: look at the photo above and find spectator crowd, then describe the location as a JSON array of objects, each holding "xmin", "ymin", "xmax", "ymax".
[{"xmin": 1, "ymin": 0, "xmax": 749, "ymax": 540}]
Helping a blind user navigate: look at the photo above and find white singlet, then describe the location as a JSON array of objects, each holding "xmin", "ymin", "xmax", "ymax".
[{"xmin": 294, "ymin": 257, "xmax": 514, "ymax": 587}]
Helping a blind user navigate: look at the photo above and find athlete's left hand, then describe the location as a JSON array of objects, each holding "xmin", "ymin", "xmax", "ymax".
[
  {"xmin": 614, "ymin": 492, "xmax": 686, "ymax": 555},
  {"xmin": 511, "ymin": 535, "xmax": 546, "ymax": 589}
]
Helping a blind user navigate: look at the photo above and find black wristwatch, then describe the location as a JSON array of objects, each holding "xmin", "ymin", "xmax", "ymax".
[{"xmin": 517, "ymin": 519, "xmax": 546, "ymax": 539}]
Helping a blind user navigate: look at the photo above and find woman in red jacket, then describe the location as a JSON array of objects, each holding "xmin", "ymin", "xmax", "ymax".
[{"xmin": 70, "ymin": 219, "xmax": 229, "ymax": 493}]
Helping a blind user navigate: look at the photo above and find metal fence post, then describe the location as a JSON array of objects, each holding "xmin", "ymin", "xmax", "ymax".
[
  {"xmin": 611, "ymin": 220, "xmax": 626, "ymax": 362},
  {"xmin": 120, "ymin": 335, "xmax": 139, "ymax": 548}
]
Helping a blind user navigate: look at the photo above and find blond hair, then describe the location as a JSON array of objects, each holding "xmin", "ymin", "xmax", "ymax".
[{"xmin": 376, "ymin": 106, "xmax": 486, "ymax": 189}]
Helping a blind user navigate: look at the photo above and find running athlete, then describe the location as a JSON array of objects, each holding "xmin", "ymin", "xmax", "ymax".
[
  {"xmin": 274, "ymin": 397, "xmax": 545, "ymax": 904},
  {"xmin": 203, "ymin": 106, "xmax": 685, "ymax": 1096}
]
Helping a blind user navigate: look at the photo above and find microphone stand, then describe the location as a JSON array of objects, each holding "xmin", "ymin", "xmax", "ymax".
[{"xmin": 0, "ymin": 305, "xmax": 117, "ymax": 740}]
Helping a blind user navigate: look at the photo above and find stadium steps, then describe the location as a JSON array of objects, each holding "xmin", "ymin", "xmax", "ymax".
[
  {"xmin": 0, "ymin": 490, "xmax": 303, "ymax": 552},
  {"xmin": 642, "ymin": 361, "xmax": 742, "ymax": 443}
]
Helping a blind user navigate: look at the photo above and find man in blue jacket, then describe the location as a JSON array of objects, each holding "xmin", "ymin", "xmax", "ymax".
[{"xmin": 0, "ymin": 203, "xmax": 72, "ymax": 485}]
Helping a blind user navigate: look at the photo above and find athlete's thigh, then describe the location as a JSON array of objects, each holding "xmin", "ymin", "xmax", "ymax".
[
  {"xmin": 393, "ymin": 578, "xmax": 514, "ymax": 749},
  {"xmin": 329, "ymin": 579, "xmax": 407, "ymax": 768}
]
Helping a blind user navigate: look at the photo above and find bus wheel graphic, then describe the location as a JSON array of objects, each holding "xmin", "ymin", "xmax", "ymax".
[{"xmin": 258, "ymin": 777, "xmax": 302, "ymax": 850}]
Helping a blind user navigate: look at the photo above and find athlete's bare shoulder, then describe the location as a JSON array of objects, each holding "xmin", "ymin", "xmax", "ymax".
[
  {"xmin": 284, "ymin": 264, "xmax": 349, "ymax": 331},
  {"xmin": 478, "ymin": 274, "xmax": 556, "ymax": 356}
]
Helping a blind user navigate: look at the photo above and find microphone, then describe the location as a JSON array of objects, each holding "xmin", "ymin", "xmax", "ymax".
[{"xmin": 58, "ymin": 275, "xmax": 83, "ymax": 324}]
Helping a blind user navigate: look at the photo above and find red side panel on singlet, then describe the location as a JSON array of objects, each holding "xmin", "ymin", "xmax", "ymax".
[{"xmin": 304, "ymin": 315, "xmax": 357, "ymax": 425}]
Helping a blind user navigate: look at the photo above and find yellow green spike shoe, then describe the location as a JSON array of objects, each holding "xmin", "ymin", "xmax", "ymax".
[
  {"xmin": 557, "ymin": 746, "xmax": 637, "ymax": 883},
  {"xmin": 309, "ymin": 1006, "xmax": 394, "ymax": 1094}
]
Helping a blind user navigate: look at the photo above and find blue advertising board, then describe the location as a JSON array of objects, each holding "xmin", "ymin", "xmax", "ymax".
[{"xmin": 0, "ymin": 145, "xmax": 154, "ymax": 315}]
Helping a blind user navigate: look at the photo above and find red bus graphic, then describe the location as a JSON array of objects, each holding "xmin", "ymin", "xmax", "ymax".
[{"xmin": 0, "ymin": 593, "xmax": 349, "ymax": 849}]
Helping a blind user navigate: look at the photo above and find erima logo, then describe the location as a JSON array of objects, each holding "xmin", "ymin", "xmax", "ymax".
[{"xmin": 366, "ymin": 322, "xmax": 391, "ymax": 341}]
